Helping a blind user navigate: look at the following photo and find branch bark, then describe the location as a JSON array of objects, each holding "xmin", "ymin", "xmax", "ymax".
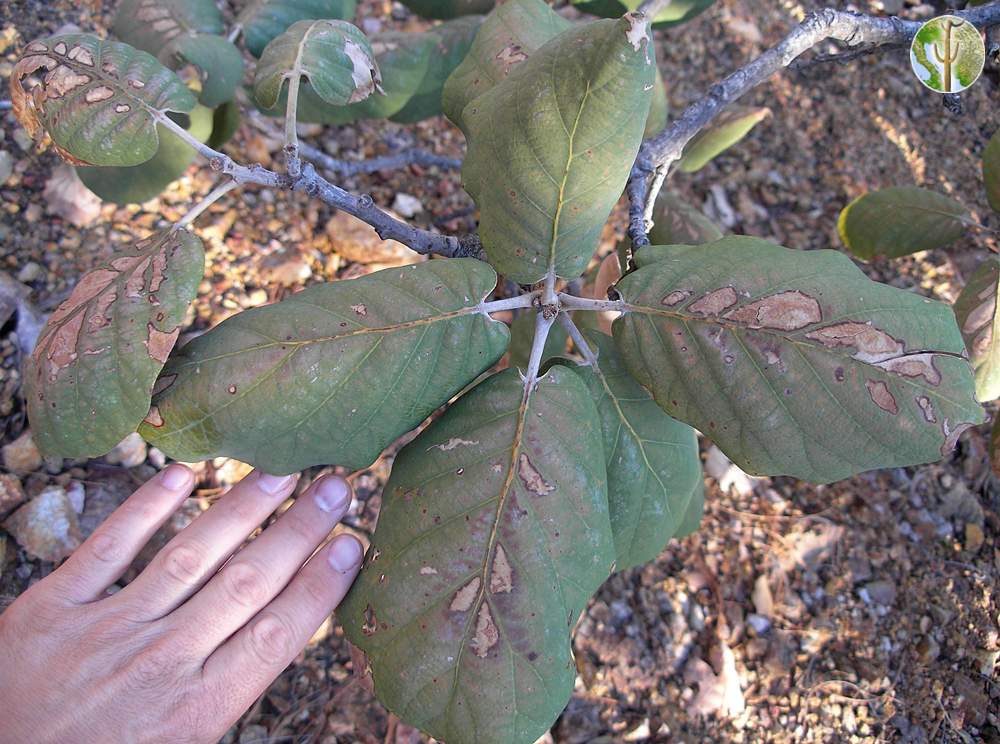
[{"xmin": 626, "ymin": 2, "xmax": 1000, "ymax": 247}]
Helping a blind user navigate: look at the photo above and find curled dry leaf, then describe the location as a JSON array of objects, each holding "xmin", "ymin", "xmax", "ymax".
[
  {"xmin": 10, "ymin": 34, "xmax": 197, "ymax": 167},
  {"xmin": 25, "ymin": 230, "xmax": 204, "ymax": 459}
]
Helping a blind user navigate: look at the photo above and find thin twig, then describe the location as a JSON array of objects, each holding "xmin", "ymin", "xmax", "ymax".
[
  {"xmin": 626, "ymin": 3, "xmax": 1000, "ymax": 245},
  {"xmin": 174, "ymin": 180, "xmax": 240, "ymax": 229},
  {"xmin": 637, "ymin": 0, "xmax": 673, "ymax": 17},
  {"xmin": 558, "ymin": 293, "xmax": 627, "ymax": 314},
  {"xmin": 522, "ymin": 310, "xmax": 555, "ymax": 393},
  {"xmin": 478, "ymin": 292, "xmax": 538, "ymax": 314},
  {"xmin": 558, "ymin": 312, "xmax": 599, "ymax": 368},
  {"xmin": 227, "ymin": 24, "xmax": 243, "ymax": 44}
]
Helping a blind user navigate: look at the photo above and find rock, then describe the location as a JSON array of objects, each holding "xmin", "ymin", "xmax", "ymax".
[
  {"xmin": 3, "ymin": 486, "xmax": 82, "ymax": 562},
  {"xmin": 0, "ymin": 271, "xmax": 29, "ymax": 328},
  {"xmin": 391, "ymin": 192, "xmax": 423, "ymax": 218},
  {"xmin": 65, "ymin": 480, "xmax": 86, "ymax": 514},
  {"xmin": 43, "ymin": 165, "xmax": 102, "ymax": 227},
  {"xmin": 964, "ymin": 522, "xmax": 984, "ymax": 554},
  {"xmin": 862, "ymin": 580, "xmax": 897, "ymax": 607},
  {"xmin": 105, "ymin": 432, "xmax": 148, "ymax": 468},
  {"xmin": 747, "ymin": 613, "xmax": 771, "ymax": 634},
  {"xmin": 16, "ymin": 261, "xmax": 43, "ymax": 283},
  {"xmin": 2, "ymin": 430, "xmax": 42, "ymax": 473},
  {"xmin": 705, "ymin": 445, "xmax": 754, "ymax": 497},
  {"xmin": 0, "ymin": 473, "xmax": 26, "ymax": 518},
  {"xmin": 324, "ymin": 210, "xmax": 421, "ymax": 266},
  {"xmin": 259, "ymin": 253, "xmax": 312, "ymax": 287},
  {"xmin": 0, "ymin": 150, "xmax": 13, "ymax": 184}
]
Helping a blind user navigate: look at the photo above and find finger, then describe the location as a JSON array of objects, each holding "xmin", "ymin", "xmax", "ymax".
[
  {"xmin": 57, "ymin": 464, "xmax": 195, "ymax": 604},
  {"xmin": 201, "ymin": 534, "xmax": 363, "ymax": 712},
  {"xmin": 114, "ymin": 469, "xmax": 299, "ymax": 620},
  {"xmin": 168, "ymin": 475, "xmax": 353, "ymax": 654}
]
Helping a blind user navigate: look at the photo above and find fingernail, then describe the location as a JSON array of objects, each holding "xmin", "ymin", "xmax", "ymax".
[
  {"xmin": 328, "ymin": 535, "xmax": 363, "ymax": 572},
  {"xmin": 257, "ymin": 471, "xmax": 296, "ymax": 494},
  {"xmin": 160, "ymin": 464, "xmax": 192, "ymax": 491},
  {"xmin": 314, "ymin": 476, "xmax": 351, "ymax": 514}
]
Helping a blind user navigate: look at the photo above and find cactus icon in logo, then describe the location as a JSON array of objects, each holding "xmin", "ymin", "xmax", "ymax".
[{"xmin": 910, "ymin": 15, "xmax": 985, "ymax": 93}]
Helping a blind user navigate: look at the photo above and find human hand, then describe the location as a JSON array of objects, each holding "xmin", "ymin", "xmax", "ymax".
[{"xmin": 0, "ymin": 465, "xmax": 364, "ymax": 744}]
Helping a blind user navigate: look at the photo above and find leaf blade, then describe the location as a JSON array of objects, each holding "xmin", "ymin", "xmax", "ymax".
[
  {"xmin": 954, "ymin": 257, "xmax": 1000, "ymax": 402},
  {"xmin": 25, "ymin": 230, "xmax": 204, "ymax": 458},
  {"xmin": 140, "ymin": 260, "xmax": 510, "ymax": 474},
  {"xmin": 241, "ymin": 0, "xmax": 358, "ymax": 58},
  {"xmin": 340, "ymin": 366, "xmax": 612, "ymax": 744},
  {"xmin": 614, "ymin": 236, "xmax": 983, "ymax": 484}
]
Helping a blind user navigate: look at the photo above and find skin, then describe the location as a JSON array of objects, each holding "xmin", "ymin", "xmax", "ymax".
[{"xmin": 0, "ymin": 464, "xmax": 364, "ymax": 744}]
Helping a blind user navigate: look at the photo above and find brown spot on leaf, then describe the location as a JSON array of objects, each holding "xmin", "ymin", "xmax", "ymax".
[
  {"xmin": 44, "ymin": 65, "xmax": 91, "ymax": 98},
  {"xmin": 67, "ymin": 45, "xmax": 94, "ymax": 66},
  {"xmin": 876, "ymin": 354, "xmax": 941, "ymax": 386},
  {"xmin": 351, "ymin": 303, "xmax": 367, "ymax": 317},
  {"xmin": 114, "ymin": 103, "xmax": 131, "ymax": 113},
  {"xmin": 127, "ymin": 78, "xmax": 145, "ymax": 89},
  {"xmin": 661, "ymin": 290, "xmax": 690, "ymax": 307},
  {"xmin": 362, "ymin": 604, "xmax": 378, "ymax": 636},
  {"xmin": 723, "ymin": 290, "xmax": 822, "ymax": 331},
  {"xmin": 430, "ymin": 437, "xmax": 478, "ymax": 452},
  {"xmin": 26, "ymin": 41, "xmax": 48, "ymax": 53},
  {"xmin": 495, "ymin": 44, "xmax": 528, "ymax": 73},
  {"xmin": 917, "ymin": 396, "xmax": 936, "ymax": 423},
  {"xmin": 449, "ymin": 577, "xmax": 481, "ymax": 612},
  {"xmin": 143, "ymin": 406, "xmax": 164, "ymax": 427},
  {"xmin": 46, "ymin": 312, "xmax": 84, "ymax": 370},
  {"xmin": 52, "ymin": 41, "xmax": 67, "ymax": 56},
  {"xmin": 87, "ymin": 290, "xmax": 117, "ymax": 332},
  {"xmin": 866, "ymin": 379, "xmax": 898, "ymax": 415},
  {"xmin": 471, "ymin": 604, "xmax": 499, "ymax": 658},
  {"xmin": 489, "ymin": 544, "xmax": 513, "ymax": 594},
  {"xmin": 149, "ymin": 248, "xmax": 168, "ymax": 293},
  {"xmin": 84, "ymin": 85, "xmax": 114, "ymax": 103},
  {"xmin": 419, "ymin": 566, "xmax": 438, "ymax": 576},
  {"xmin": 805, "ymin": 322, "xmax": 902, "ymax": 363},
  {"xmin": 145, "ymin": 324, "xmax": 180, "ymax": 363},
  {"xmin": 227, "ymin": 384, "xmax": 237, "ymax": 394},
  {"xmin": 518, "ymin": 453, "xmax": 554, "ymax": 496},
  {"xmin": 689, "ymin": 287, "xmax": 738, "ymax": 316}
]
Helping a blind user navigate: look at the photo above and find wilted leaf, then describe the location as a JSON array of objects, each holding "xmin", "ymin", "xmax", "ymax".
[
  {"xmin": 614, "ymin": 236, "xmax": 983, "ymax": 483},
  {"xmin": 678, "ymin": 106, "xmax": 769, "ymax": 173},
  {"xmin": 461, "ymin": 14, "xmax": 655, "ymax": 283},
  {"xmin": 253, "ymin": 19, "xmax": 381, "ymax": 110},
  {"xmin": 240, "ymin": 0, "xmax": 358, "ymax": 58},
  {"xmin": 11, "ymin": 34, "xmax": 196, "ymax": 166},
  {"xmin": 506, "ymin": 310, "xmax": 568, "ymax": 369},
  {"xmin": 442, "ymin": 0, "xmax": 570, "ymax": 129},
  {"xmin": 400, "ymin": 0, "xmax": 495, "ymax": 19},
  {"xmin": 648, "ymin": 191, "xmax": 723, "ymax": 245},
  {"xmin": 140, "ymin": 260, "xmax": 510, "ymax": 474},
  {"xmin": 837, "ymin": 186, "xmax": 968, "ymax": 261},
  {"xmin": 572, "ymin": 0, "xmax": 715, "ymax": 27},
  {"xmin": 77, "ymin": 104, "xmax": 213, "ymax": 204},
  {"xmin": 568, "ymin": 331, "xmax": 702, "ymax": 570},
  {"xmin": 954, "ymin": 257, "xmax": 1000, "ymax": 402},
  {"xmin": 25, "ymin": 230, "xmax": 204, "ymax": 459},
  {"xmin": 340, "ymin": 366, "xmax": 612, "ymax": 744},
  {"xmin": 389, "ymin": 16, "xmax": 483, "ymax": 124},
  {"xmin": 113, "ymin": 0, "xmax": 242, "ymax": 106},
  {"xmin": 982, "ymin": 127, "xmax": 1000, "ymax": 213}
]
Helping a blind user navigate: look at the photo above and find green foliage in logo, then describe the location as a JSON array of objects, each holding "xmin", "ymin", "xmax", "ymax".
[{"xmin": 910, "ymin": 15, "xmax": 985, "ymax": 93}]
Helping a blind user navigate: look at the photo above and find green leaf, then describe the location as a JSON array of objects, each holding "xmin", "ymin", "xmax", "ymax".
[
  {"xmin": 506, "ymin": 311, "xmax": 568, "ymax": 369},
  {"xmin": 400, "ymin": 0, "xmax": 495, "ymax": 19},
  {"xmin": 983, "ymin": 128, "xmax": 1000, "ymax": 213},
  {"xmin": 240, "ymin": 0, "xmax": 358, "ymax": 58},
  {"xmin": 460, "ymin": 15, "xmax": 655, "ymax": 284},
  {"xmin": 837, "ymin": 186, "xmax": 968, "ymax": 261},
  {"xmin": 11, "ymin": 34, "xmax": 196, "ymax": 167},
  {"xmin": 648, "ymin": 191, "xmax": 723, "ymax": 245},
  {"xmin": 113, "ymin": 0, "xmax": 225, "ymax": 53},
  {"xmin": 207, "ymin": 100, "xmax": 242, "ymax": 150},
  {"xmin": 140, "ymin": 260, "xmax": 510, "ymax": 474},
  {"xmin": 674, "ymin": 485, "xmax": 704, "ymax": 538},
  {"xmin": 442, "ymin": 0, "xmax": 571, "ymax": 130},
  {"xmin": 389, "ymin": 16, "xmax": 483, "ymax": 124},
  {"xmin": 25, "ymin": 230, "xmax": 204, "ymax": 459},
  {"xmin": 677, "ymin": 106, "xmax": 769, "ymax": 173},
  {"xmin": 954, "ymin": 257, "xmax": 1000, "ymax": 402},
  {"xmin": 643, "ymin": 67, "xmax": 668, "ymax": 139},
  {"xmin": 339, "ymin": 366, "xmax": 612, "ymax": 744},
  {"xmin": 569, "ymin": 331, "xmax": 703, "ymax": 571},
  {"xmin": 613, "ymin": 236, "xmax": 984, "ymax": 484},
  {"xmin": 76, "ymin": 104, "xmax": 213, "ymax": 204},
  {"xmin": 255, "ymin": 28, "xmax": 427, "ymax": 124},
  {"xmin": 571, "ymin": 0, "xmax": 716, "ymax": 28},
  {"xmin": 253, "ymin": 19, "xmax": 381, "ymax": 110},
  {"xmin": 112, "ymin": 0, "xmax": 242, "ymax": 106},
  {"xmin": 166, "ymin": 34, "xmax": 244, "ymax": 106}
]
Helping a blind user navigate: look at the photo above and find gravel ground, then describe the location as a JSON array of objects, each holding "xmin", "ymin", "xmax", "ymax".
[{"xmin": 0, "ymin": 0, "xmax": 998, "ymax": 742}]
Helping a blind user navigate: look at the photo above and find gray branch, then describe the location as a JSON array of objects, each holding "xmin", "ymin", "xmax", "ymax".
[
  {"xmin": 298, "ymin": 141, "xmax": 462, "ymax": 176},
  {"xmin": 626, "ymin": 3, "xmax": 1000, "ymax": 247}
]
